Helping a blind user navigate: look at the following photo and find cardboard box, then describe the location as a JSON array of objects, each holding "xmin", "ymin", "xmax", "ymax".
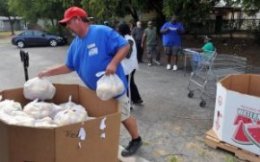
[
  {"xmin": 213, "ymin": 74, "xmax": 260, "ymax": 155},
  {"xmin": 0, "ymin": 84, "xmax": 121, "ymax": 162}
]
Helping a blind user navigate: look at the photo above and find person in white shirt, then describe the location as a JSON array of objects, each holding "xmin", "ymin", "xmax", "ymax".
[{"xmin": 117, "ymin": 23, "xmax": 143, "ymax": 106}]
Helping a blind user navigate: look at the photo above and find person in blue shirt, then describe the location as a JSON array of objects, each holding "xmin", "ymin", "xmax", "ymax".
[
  {"xmin": 160, "ymin": 15, "xmax": 184, "ymax": 71},
  {"xmin": 38, "ymin": 6, "xmax": 142, "ymax": 157}
]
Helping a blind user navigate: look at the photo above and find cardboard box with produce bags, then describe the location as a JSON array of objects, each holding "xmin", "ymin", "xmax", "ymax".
[
  {"xmin": 0, "ymin": 84, "xmax": 121, "ymax": 162},
  {"xmin": 213, "ymin": 74, "xmax": 260, "ymax": 155}
]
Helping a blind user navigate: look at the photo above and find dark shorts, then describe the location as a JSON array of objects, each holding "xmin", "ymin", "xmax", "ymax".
[
  {"xmin": 147, "ymin": 45, "xmax": 157, "ymax": 56},
  {"xmin": 164, "ymin": 46, "xmax": 181, "ymax": 56}
]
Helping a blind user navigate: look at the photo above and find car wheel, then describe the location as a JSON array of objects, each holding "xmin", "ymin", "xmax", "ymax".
[
  {"xmin": 49, "ymin": 39, "xmax": 58, "ymax": 47},
  {"xmin": 17, "ymin": 41, "xmax": 25, "ymax": 48}
]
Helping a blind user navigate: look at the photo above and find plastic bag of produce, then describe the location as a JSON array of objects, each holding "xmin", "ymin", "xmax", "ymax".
[
  {"xmin": 54, "ymin": 97, "xmax": 88, "ymax": 126},
  {"xmin": 96, "ymin": 74, "xmax": 124, "ymax": 100},
  {"xmin": 23, "ymin": 99, "xmax": 55, "ymax": 119},
  {"xmin": 0, "ymin": 99, "xmax": 22, "ymax": 115},
  {"xmin": 23, "ymin": 77, "xmax": 56, "ymax": 100}
]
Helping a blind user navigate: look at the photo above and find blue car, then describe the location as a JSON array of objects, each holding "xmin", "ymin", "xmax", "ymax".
[{"xmin": 11, "ymin": 30, "xmax": 67, "ymax": 48}]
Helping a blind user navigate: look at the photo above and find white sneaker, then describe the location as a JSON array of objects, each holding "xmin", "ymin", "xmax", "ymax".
[
  {"xmin": 166, "ymin": 64, "xmax": 171, "ymax": 70},
  {"xmin": 147, "ymin": 63, "xmax": 152, "ymax": 66},
  {"xmin": 173, "ymin": 65, "xmax": 178, "ymax": 71}
]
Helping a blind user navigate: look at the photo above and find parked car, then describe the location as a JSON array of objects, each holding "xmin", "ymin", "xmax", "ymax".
[{"xmin": 11, "ymin": 30, "xmax": 67, "ymax": 48}]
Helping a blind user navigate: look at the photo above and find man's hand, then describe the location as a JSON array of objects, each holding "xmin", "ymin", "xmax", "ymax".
[
  {"xmin": 38, "ymin": 70, "xmax": 49, "ymax": 78},
  {"xmin": 160, "ymin": 28, "xmax": 169, "ymax": 34},
  {"xmin": 105, "ymin": 62, "xmax": 117, "ymax": 75},
  {"xmin": 105, "ymin": 44, "xmax": 130, "ymax": 75}
]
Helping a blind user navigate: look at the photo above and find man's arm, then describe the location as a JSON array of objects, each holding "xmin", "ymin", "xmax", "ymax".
[
  {"xmin": 105, "ymin": 44, "xmax": 130, "ymax": 75},
  {"xmin": 160, "ymin": 24, "xmax": 169, "ymax": 34},
  {"xmin": 38, "ymin": 64, "xmax": 72, "ymax": 78},
  {"xmin": 160, "ymin": 28, "xmax": 169, "ymax": 34},
  {"xmin": 141, "ymin": 32, "xmax": 146, "ymax": 48}
]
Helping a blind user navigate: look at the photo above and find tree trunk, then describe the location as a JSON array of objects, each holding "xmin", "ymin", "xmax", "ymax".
[
  {"xmin": 229, "ymin": 9, "xmax": 234, "ymax": 39},
  {"xmin": 8, "ymin": 16, "xmax": 15, "ymax": 35},
  {"xmin": 127, "ymin": 6, "xmax": 139, "ymax": 22}
]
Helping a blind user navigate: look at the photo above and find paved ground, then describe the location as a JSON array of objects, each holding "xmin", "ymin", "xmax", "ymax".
[{"xmin": 0, "ymin": 37, "xmax": 244, "ymax": 162}]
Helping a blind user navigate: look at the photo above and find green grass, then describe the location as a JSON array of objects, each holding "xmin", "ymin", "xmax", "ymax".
[
  {"xmin": 224, "ymin": 155, "xmax": 236, "ymax": 162},
  {"xmin": 0, "ymin": 31, "xmax": 12, "ymax": 37},
  {"xmin": 169, "ymin": 155, "xmax": 178, "ymax": 162},
  {"xmin": 0, "ymin": 31, "xmax": 22, "ymax": 38}
]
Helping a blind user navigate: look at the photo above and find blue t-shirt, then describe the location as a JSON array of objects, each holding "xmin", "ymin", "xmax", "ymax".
[
  {"xmin": 66, "ymin": 25, "xmax": 128, "ymax": 93},
  {"xmin": 160, "ymin": 22, "xmax": 184, "ymax": 47}
]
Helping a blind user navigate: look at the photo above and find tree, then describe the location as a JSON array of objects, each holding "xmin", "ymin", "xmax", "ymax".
[
  {"xmin": 81, "ymin": 0, "xmax": 120, "ymax": 22},
  {"xmin": 162, "ymin": 0, "xmax": 219, "ymax": 24},
  {"xmin": 0, "ymin": 0, "xmax": 16, "ymax": 35},
  {"xmin": 236, "ymin": 0, "xmax": 260, "ymax": 14},
  {"xmin": 81, "ymin": 0, "xmax": 164, "ymax": 29},
  {"xmin": 7, "ymin": 0, "xmax": 82, "ymax": 34}
]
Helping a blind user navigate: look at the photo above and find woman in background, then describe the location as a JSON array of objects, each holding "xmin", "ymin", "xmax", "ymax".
[{"xmin": 117, "ymin": 23, "xmax": 143, "ymax": 106}]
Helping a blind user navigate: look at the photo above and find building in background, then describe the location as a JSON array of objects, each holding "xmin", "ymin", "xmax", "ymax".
[{"xmin": 0, "ymin": 16, "xmax": 23, "ymax": 32}]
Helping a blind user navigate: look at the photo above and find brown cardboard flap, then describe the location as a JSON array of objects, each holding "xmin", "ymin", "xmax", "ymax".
[
  {"xmin": 220, "ymin": 74, "xmax": 248, "ymax": 93},
  {"xmin": 55, "ymin": 113, "xmax": 120, "ymax": 162},
  {"xmin": 249, "ymin": 74, "xmax": 260, "ymax": 97},
  {"xmin": 1, "ymin": 88, "xmax": 29, "ymax": 106},
  {"xmin": 51, "ymin": 84, "xmax": 79, "ymax": 104},
  {"xmin": 220, "ymin": 74, "xmax": 260, "ymax": 97},
  {"xmin": 0, "ymin": 121, "xmax": 9, "ymax": 162},
  {"xmin": 229, "ymin": 74, "xmax": 250, "ymax": 94},
  {"xmin": 8, "ymin": 126, "xmax": 55, "ymax": 162},
  {"xmin": 220, "ymin": 75, "xmax": 232, "ymax": 88}
]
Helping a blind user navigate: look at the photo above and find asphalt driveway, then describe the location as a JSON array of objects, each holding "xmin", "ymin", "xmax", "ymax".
[{"xmin": 0, "ymin": 37, "xmax": 243, "ymax": 162}]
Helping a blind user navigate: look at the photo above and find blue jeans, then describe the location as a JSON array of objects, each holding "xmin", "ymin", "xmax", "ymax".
[{"xmin": 191, "ymin": 52, "xmax": 202, "ymax": 71}]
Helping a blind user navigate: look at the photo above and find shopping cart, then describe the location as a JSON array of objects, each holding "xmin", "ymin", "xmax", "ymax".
[
  {"xmin": 187, "ymin": 53, "xmax": 249, "ymax": 107},
  {"xmin": 186, "ymin": 50, "xmax": 217, "ymax": 107}
]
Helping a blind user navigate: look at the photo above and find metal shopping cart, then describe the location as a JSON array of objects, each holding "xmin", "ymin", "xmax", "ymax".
[
  {"xmin": 187, "ymin": 52, "xmax": 249, "ymax": 107},
  {"xmin": 186, "ymin": 50, "xmax": 218, "ymax": 107}
]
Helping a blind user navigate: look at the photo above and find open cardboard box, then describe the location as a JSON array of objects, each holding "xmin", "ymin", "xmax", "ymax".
[
  {"xmin": 213, "ymin": 74, "xmax": 260, "ymax": 155},
  {"xmin": 0, "ymin": 84, "xmax": 121, "ymax": 162}
]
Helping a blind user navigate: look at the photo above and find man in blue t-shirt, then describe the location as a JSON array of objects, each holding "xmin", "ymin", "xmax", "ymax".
[
  {"xmin": 160, "ymin": 15, "xmax": 184, "ymax": 71},
  {"xmin": 38, "ymin": 6, "xmax": 142, "ymax": 157}
]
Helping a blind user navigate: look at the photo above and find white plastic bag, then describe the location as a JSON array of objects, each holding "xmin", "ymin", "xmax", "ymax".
[
  {"xmin": 0, "ymin": 99, "xmax": 22, "ymax": 115},
  {"xmin": 53, "ymin": 96, "xmax": 88, "ymax": 126},
  {"xmin": 96, "ymin": 74, "xmax": 124, "ymax": 101},
  {"xmin": 23, "ymin": 99, "xmax": 54, "ymax": 119},
  {"xmin": 23, "ymin": 77, "xmax": 56, "ymax": 100},
  {"xmin": 54, "ymin": 107, "xmax": 88, "ymax": 126}
]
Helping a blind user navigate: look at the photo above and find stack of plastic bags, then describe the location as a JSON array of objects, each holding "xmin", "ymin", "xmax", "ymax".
[{"xmin": 0, "ymin": 77, "xmax": 94, "ymax": 128}]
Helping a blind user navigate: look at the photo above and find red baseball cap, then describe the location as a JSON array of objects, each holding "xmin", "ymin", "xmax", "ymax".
[{"xmin": 59, "ymin": 6, "xmax": 87, "ymax": 24}]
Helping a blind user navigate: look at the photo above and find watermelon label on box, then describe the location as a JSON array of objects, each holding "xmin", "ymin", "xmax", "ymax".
[{"xmin": 232, "ymin": 106, "xmax": 260, "ymax": 148}]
